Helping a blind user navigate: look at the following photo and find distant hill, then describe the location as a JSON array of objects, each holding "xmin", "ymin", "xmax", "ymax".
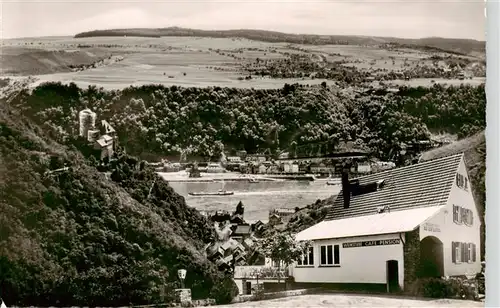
[{"xmin": 74, "ymin": 27, "xmax": 485, "ymax": 55}]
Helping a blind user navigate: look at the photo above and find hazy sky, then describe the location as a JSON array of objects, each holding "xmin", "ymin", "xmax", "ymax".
[{"xmin": 1, "ymin": 0, "xmax": 486, "ymax": 40}]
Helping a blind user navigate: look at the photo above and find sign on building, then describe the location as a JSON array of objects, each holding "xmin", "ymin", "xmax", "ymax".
[{"xmin": 342, "ymin": 239, "xmax": 400, "ymax": 248}]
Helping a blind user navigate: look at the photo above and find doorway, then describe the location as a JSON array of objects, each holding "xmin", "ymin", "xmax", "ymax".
[
  {"xmin": 386, "ymin": 260, "xmax": 399, "ymax": 293},
  {"xmin": 245, "ymin": 281, "xmax": 252, "ymax": 295},
  {"xmin": 420, "ymin": 236, "xmax": 444, "ymax": 277}
]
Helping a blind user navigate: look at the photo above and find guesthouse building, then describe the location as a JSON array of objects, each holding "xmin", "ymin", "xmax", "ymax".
[{"xmin": 292, "ymin": 153, "xmax": 481, "ymax": 292}]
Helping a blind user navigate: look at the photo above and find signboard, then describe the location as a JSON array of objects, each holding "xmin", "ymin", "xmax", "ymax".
[
  {"xmin": 342, "ymin": 239, "xmax": 400, "ymax": 248},
  {"xmin": 423, "ymin": 223, "xmax": 441, "ymax": 233}
]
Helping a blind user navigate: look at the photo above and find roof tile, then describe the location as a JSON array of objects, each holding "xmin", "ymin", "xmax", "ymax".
[{"xmin": 325, "ymin": 153, "xmax": 463, "ymax": 221}]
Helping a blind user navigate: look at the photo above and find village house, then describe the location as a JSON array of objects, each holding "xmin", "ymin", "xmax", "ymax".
[
  {"xmin": 94, "ymin": 135, "xmax": 115, "ymax": 160},
  {"xmin": 283, "ymin": 162, "xmax": 299, "ymax": 173},
  {"xmin": 246, "ymin": 154, "xmax": 267, "ymax": 163},
  {"xmin": 292, "ymin": 154, "xmax": 481, "ymax": 293},
  {"xmin": 269, "ymin": 208, "xmax": 296, "ymax": 221},
  {"xmin": 231, "ymin": 224, "xmax": 252, "ymax": 242},
  {"xmin": 310, "ymin": 162, "xmax": 335, "ymax": 174},
  {"xmin": 227, "ymin": 156, "xmax": 243, "ymax": 163}
]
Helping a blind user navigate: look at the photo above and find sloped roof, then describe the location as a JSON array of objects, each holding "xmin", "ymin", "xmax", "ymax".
[
  {"xmin": 102, "ymin": 134, "xmax": 113, "ymax": 142},
  {"xmin": 325, "ymin": 153, "xmax": 463, "ymax": 221},
  {"xmin": 101, "ymin": 120, "xmax": 116, "ymax": 133},
  {"xmin": 95, "ymin": 138, "xmax": 107, "ymax": 147},
  {"xmin": 233, "ymin": 225, "xmax": 251, "ymax": 235},
  {"xmin": 296, "ymin": 206, "xmax": 443, "ymax": 241}
]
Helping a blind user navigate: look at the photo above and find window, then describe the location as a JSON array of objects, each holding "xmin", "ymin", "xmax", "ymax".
[
  {"xmin": 453, "ymin": 205, "xmax": 474, "ymax": 226},
  {"xmin": 297, "ymin": 246, "xmax": 314, "ymax": 266},
  {"xmin": 452, "ymin": 241, "xmax": 477, "ymax": 264},
  {"xmin": 320, "ymin": 244, "xmax": 340, "ymax": 266},
  {"xmin": 456, "ymin": 173, "xmax": 468, "ymax": 190}
]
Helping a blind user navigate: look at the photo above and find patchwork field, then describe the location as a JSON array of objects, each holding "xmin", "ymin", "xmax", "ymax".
[{"xmin": 1, "ymin": 35, "xmax": 486, "ymax": 89}]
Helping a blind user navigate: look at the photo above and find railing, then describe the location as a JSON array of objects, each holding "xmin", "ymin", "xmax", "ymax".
[{"xmin": 234, "ymin": 266, "xmax": 289, "ymax": 279}]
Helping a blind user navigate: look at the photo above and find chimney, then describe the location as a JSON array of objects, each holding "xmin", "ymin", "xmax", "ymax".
[{"xmin": 341, "ymin": 167, "xmax": 351, "ymax": 209}]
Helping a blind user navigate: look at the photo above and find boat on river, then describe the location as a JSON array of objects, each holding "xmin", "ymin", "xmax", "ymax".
[{"xmin": 188, "ymin": 189, "xmax": 234, "ymax": 196}]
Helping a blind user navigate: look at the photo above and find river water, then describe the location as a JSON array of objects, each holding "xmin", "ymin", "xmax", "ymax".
[{"xmin": 160, "ymin": 172, "xmax": 340, "ymax": 222}]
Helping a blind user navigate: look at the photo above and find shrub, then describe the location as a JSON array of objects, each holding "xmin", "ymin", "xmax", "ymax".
[
  {"xmin": 414, "ymin": 277, "xmax": 480, "ymax": 300},
  {"xmin": 209, "ymin": 276, "xmax": 239, "ymax": 304},
  {"xmin": 420, "ymin": 277, "xmax": 459, "ymax": 298}
]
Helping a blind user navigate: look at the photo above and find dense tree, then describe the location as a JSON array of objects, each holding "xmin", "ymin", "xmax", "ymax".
[
  {"xmin": 257, "ymin": 231, "xmax": 310, "ymax": 290},
  {"xmin": 8, "ymin": 82, "xmax": 485, "ymax": 163},
  {"xmin": 0, "ymin": 101, "xmax": 236, "ymax": 306}
]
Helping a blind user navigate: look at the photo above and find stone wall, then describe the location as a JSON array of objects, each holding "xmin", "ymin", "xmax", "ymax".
[
  {"xmin": 403, "ymin": 229, "xmax": 421, "ymax": 290},
  {"xmin": 174, "ymin": 289, "xmax": 192, "ymax": 304},
  {"xmin": 231, "ymin": 288, "xmax": 319, "ymax": 303}
]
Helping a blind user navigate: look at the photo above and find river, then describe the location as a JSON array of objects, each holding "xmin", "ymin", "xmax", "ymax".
[{"xmin": 159, "ymin": 172, "xmax": 340, "ymax": 222}]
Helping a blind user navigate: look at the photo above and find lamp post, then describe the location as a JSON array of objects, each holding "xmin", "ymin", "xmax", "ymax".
[{"xmin": 178, "ymin": 269, "xmax": 187, "ymax": 289}]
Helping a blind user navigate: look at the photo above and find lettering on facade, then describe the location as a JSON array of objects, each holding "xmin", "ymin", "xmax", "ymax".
[
  {"xmin": 342, "ymin": 239, "xmax": 400, "ymax": 248},
  {"xmin": 423, "ymin": 223, "xmax": 441, "ymax": 233}
]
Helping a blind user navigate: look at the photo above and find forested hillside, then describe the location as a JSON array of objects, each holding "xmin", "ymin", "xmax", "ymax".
[
  {"xmin": 0, "ymin": 80, "xmax": 486, "ymax": 305},
  {"xmin": 0, "ymin": 99, "xmax": 237, "ymax": 306},
  {"xmin": 9, "ymin": 82, "xmax": 485, "ymax": 162}
]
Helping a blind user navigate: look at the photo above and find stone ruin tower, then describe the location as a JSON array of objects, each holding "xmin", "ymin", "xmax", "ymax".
[{"xmin": 78, "ymin": 108, "xmax": 97, "ymax": 141}]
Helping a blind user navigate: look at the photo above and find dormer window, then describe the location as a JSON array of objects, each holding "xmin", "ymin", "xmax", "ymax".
[{"xmin": 456, "ymin": 173, "xmax": 468, "ymax": 191}]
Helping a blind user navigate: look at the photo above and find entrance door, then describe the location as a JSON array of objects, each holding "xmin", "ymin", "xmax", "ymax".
[
  {"xmin": 386, "ymin": 260, "xmax": 399, "ymax": 293},
  {"xmin": 245, "ymin": 281, "xmax": 252, "ymax": 295}
]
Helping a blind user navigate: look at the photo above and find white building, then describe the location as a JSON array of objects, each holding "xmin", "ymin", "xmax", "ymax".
[
  {"xmin": 292, "ymin": 153, "xmax": 481, "ymax": 292},
  {"xmin": 284, "ymin": 163, "xmax": 299, "ymax": 173},
  {"xmin": 207, "ymin": 163, "xmax": 225, "ymax": 173}
]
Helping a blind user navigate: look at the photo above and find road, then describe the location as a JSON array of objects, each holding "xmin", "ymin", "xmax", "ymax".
[{"xmin": 214, "ymin": 294, "xmax": 483, "ymax": 308}]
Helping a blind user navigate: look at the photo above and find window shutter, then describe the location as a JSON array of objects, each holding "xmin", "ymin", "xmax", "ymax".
[
  {"xmin": 309, "ymin": 247, "xmax": 314, "ymax": 265},
  {"xmin": 473, "ymin": 244, "xmax": 477, "ymax": 262},
  {"xmin": 452, "ymin": 242, "xmax": 456, "ymax": 263},
  {"xmin": 471, "ymin": 211, "xmax": 474, "ymax": 226}
]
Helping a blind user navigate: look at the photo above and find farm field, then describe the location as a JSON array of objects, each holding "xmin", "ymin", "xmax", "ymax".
[
  {"xmin": 214, "ymin": 294, "xmax": 484, "ymax": 308},
  {"xmin": 1, "ymin": 35, "xmax": 486, "ymax": 89}
]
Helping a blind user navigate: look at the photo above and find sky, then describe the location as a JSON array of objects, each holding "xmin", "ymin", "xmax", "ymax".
[{"xmin": 1, "ymin": 0, "xmax": 486, "ymax": 40}]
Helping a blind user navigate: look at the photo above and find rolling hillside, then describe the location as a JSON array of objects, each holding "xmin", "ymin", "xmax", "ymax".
[{"xmin": 74, "ymin": 27, "xmax": 485, "ymax": 55}]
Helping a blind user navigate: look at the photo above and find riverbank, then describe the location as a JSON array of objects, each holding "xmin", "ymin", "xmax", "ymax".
[
  {"xmin": 157, "ymin": 171, "xmax": 322, "ymax": 183},
  {"xmin": 157, "ymin": 171, "xmax": 276, "ymax": 182}
]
